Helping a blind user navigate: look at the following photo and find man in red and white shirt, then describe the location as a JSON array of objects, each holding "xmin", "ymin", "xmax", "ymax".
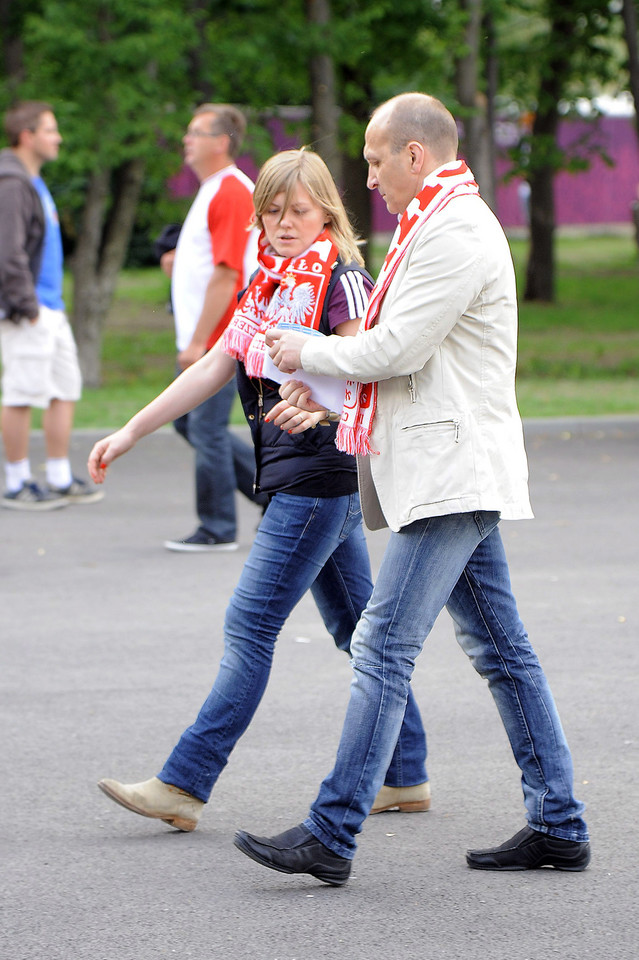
[{"xmin": 166, "ymin": 104, "xmax": 264, "ymax": 552}]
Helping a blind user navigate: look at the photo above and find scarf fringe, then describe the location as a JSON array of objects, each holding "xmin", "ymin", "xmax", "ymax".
[
  {"xmin": 336, "ymin": 420, "xmax": 378, "ymax": 457},
  {"xmin": 224, "ymin": 326, "xmax": 253, "ymax": 363},
  {"xmin": 244, "ymin": 332, "xmax": 267, "ymax": 378}
]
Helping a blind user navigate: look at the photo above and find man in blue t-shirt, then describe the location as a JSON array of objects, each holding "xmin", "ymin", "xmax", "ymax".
[{"xmin": 0, "ymin": 101, "xmax": 102, "ymax": 509}]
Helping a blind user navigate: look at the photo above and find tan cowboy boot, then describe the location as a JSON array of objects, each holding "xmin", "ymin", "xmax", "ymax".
[
  {"xmin": 370, "ymin": 781, "xmax": 431, "ymax": 815},
  {"xmin": 97, "ymin": 776, "xmax": 204, "ymax": 831}
]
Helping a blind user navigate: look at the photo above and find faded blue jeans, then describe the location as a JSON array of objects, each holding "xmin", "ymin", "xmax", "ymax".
[
  {"xmin": 159, "ymin": 492, "xmax": 427, "ymax": 800},
  {"xmin": 305, "ymin": 511, "xmax": 589, "ymax": 858},
  {"xmin": 173, "ymin": 378, "xmax": 264, "ymax": 542}
]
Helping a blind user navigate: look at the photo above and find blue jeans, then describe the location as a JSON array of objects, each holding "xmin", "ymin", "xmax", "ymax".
[
  {"xmin": 173, "ymin": 378, "xmax": 264, "ymax": 541},
  {"xmin": 159, "ymin": 492, "xmax": 427, "ymax": 800},
  {"xmin": 305, "ymin": 511, "xmax": 589, "ymax": 858}
]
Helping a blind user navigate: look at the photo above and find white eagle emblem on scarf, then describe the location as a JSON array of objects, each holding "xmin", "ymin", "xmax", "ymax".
[{"xmin": 271, "ymin": 281, "xmax": 316, "ymax": 325}]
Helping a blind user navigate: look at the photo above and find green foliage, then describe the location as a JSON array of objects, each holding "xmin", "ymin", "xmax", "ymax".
[
  {"xmin": 11, "ymin": 0, "xmax": 198, "ymax": 240},
  {"xmin": 331, "ymin": 0, "xmax": 452, "ymax": 153},
  {"xmin": 204, "ymin": 0, "xmax": 307, "ymax": 108}
]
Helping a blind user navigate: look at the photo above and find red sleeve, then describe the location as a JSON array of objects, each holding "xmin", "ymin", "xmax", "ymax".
[
  {"xmin": 207, "ymin": 174, "xmax": 254, "ymax": 272},
  {"xmin": 205, "ymin": 174, "xmax": 255, "ymax": 346}
]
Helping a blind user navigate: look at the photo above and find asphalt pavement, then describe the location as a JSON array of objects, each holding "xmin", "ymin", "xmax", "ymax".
[{"xmin": 2, "ymin": 417, "xmax": 638, "ymax": 960}]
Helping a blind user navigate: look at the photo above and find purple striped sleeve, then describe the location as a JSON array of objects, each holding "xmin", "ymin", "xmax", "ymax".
[{"xmin": 327, "ymin": 270, "xmax": 373, "ymax": 331}]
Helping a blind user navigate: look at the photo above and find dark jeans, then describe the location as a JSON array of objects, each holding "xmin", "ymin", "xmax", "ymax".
[{"xmin": 173, "ymin": 379, "xmax": 264, "ymax": 541}]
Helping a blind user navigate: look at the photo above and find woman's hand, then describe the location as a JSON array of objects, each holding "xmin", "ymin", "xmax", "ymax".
[
  {"xmin": 277, "ymin": 379, "xmax": 326, "ymax": 413},
  {"xmin": 87, "ymin": 427, "xmax": 136, "ymax": 483},
  {"xmin": 265, "ymin": 399, "xmax": 327, "ymax": 434}
]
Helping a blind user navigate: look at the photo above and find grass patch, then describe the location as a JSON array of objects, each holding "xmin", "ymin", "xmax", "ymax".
[
  {"xmin": 510, "ymin": 236, "xmax": 639, "ymax": 405},
  {"xmin": 511, "ymin": 237, "xmax": 638, "ymax": 334},
  {"xmin": 516, "ymin": 377, "xmax": 639, "ymax": 418}
]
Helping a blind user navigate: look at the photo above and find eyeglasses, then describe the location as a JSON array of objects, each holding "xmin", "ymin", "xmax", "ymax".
[{"xmin": 185, "ymin": 128, "xmax": 225, "ymax": 138}]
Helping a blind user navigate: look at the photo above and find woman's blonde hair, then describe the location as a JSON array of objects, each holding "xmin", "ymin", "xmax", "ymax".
[{"xmin": 252, "ymin": 148, "xmax": 364, "ymax": 266}]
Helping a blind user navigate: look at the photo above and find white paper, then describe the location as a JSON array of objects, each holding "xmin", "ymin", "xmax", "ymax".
[{"xmin": 261, "ymin": 323, "xmax": 347, "ymax": 414}]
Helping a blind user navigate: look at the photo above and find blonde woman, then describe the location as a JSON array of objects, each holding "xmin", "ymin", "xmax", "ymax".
[{"xmin": 88, "ymin": 150, "xmax": 429, "ymax": 836}]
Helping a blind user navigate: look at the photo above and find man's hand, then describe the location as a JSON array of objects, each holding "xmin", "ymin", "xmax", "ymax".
[
  {"xmin": 178, "ymin": 341, "xmax": 207, "ymax": 370},
  {"xmin": 265, "ymin": 329, "xmax": 308, "ymax": 373},
  {"xmin": 160, "ymin": 249, "xmax": 176, "ymax": 278}
]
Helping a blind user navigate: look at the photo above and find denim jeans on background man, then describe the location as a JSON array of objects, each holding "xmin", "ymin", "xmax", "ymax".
[
  {"xmin": 159, "ymin": 492, "xmax": 428, "ymax": 801},
  {"xmin": 305, "ymin": 511, "xmax": 589, "ymax": 859},
  {"xmin": 173, "ymin": 378, "xmax": 263, "ymax": 542}
]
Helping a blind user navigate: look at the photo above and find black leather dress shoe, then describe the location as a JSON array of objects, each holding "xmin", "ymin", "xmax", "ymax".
[
  {"xmin": 466, "ymin": 825, "xmax": 591, "ymax": 871},
  {"xmin": 234, "ymin": 823, "xmax": 351, "ymax": 886}
]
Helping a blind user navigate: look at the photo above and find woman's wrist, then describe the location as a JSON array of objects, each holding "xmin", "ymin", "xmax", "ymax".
[{"xmin": 319, "ymin": 410, "xmax": 341, "ymax": 425}]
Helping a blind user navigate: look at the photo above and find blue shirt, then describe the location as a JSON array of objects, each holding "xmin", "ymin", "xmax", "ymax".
[{"xmin": 32, "ymin": 176, "xmax": 64, "ymax": 310}]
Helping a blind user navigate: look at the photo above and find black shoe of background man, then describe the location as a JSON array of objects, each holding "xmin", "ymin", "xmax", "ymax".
[
  {"xmin": 466, "ymin": 825, "xmax": 591, "ymax": 871},
  {"xmin": 234, "ymin": 823, "xmax": 351, "ymax": 886}
]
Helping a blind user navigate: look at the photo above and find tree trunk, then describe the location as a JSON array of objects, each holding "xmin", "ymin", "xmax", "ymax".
[
  {"xmin": 524, "ymin": 3, "xmax": 573, "ymax": 302},
  {"xmin": 186, "ymin": 0, "xmax": 216, "ymax": 101},
  {"xmin": 622, "ymin": 0, "xmax": 639, "ymax": 256},
  {"xmin": 483, "ymin": 10, "xmax": 499, "ymax": 209},
  {"xmin": 454, "ymin": 0, "xmax": 496, "ymax": 210},
  {"xmin": 71, "ymin": 158, "xmax": 145, "ymax": 387},
  {"xmin": 342, "ymin": 151, "xmax": 372, "ymax": 264},
  {"xmin": 0, "ymin": 0, "xmax": 26, "ymax": 94},
  {"xmin": 622, "ymin": 0, "xmax": 639, "ymax": 142},
  {"xmin": 525, "ymin": 156, "xmax": 556, "ymax": 301},
  {"xmin": 306, "ymin": 0, "xmax": 341, "ymax": 185},
  {"xmin": 525, "ymin": 91, "xmax": 560, "ymax": 302},
  {"xmin": 338, "ymin": 71, "xmax": 374, "ymax": 270}
]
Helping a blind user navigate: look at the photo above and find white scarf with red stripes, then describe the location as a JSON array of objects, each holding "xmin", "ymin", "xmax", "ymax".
[{"xmin": 336, "ymin": 160, "xmax": 479, "ymax": 456}]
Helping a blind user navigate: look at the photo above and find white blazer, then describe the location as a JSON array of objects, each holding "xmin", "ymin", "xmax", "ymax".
[{"xmin": 301, "ymin": 193, "xmax": 533, "ymax": 532}]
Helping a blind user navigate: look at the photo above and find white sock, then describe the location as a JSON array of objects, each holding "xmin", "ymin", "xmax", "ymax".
[
  {"xmin": 5, "ymin": 459, "xmax": 32, "ymax": 493},
  {"xmin": 46, "ymin": 457, "xmax": 73, "ymax": 489}
]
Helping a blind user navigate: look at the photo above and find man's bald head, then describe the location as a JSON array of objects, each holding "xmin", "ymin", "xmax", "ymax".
[{"xmin": 370, "ymin": 93, "xmax": 458, "ymax": 166}]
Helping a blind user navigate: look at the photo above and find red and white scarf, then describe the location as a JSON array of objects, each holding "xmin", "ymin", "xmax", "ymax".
[
  {"xmin": 224, "ymin": 228, "xmax": 339, "ymax": 378},
  {"xmin": 336, "ymin": 160, "xmax": 479, "ymax": 456}
]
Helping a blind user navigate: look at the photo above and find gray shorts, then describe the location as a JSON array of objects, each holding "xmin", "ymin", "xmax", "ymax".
[{"xmin": 0, "ymin": 306, "xmax": 82, "ymax": 408}]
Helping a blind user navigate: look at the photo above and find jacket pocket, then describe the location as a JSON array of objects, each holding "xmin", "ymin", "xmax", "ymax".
[{"xmin": 396, "ymin": 416, "xmax": 474, "ymax": 508}]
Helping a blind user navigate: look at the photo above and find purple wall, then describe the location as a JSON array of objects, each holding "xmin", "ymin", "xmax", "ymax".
[{"xmin": 495, "ymin": 116, "xmax": 639, "ymax": 230}]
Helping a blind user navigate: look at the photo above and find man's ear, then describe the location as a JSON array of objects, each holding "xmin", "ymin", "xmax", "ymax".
[
  {"xmin": 407, "ymin": 140, "xmax": 426, "ymax": 174},
  {"xmin": 17, "ymin": 128, "xmax": 34, "ymax": 149}
]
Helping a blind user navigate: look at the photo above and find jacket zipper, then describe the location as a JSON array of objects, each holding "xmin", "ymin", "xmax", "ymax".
[
  {"xmin": 252, "ymin": 380, "xmax": 264, "ymax": 494},
  {"xmin": 402, "ymin": 417, "xmax": 461, "ymax": 443},
  {"xmin": 408, "ymin": 374, "xmax": 416, "ymax": 403}
]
